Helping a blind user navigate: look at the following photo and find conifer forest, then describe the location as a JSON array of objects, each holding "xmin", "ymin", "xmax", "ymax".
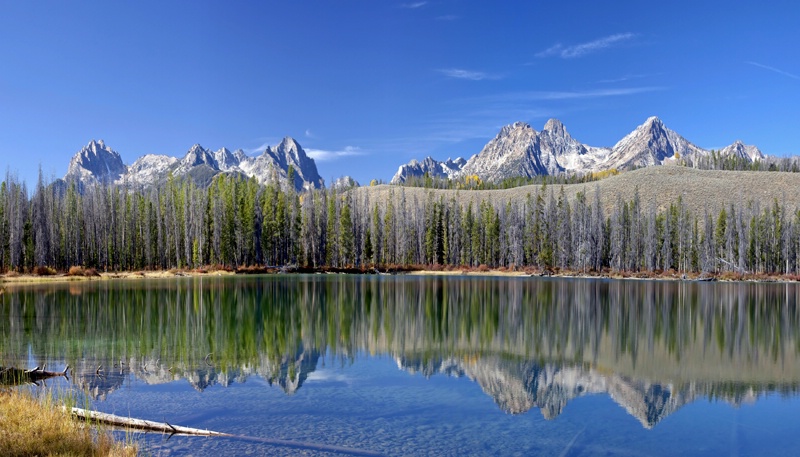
[{"xmin": 1, "ymin": 170, "xmax": 799, "ymax": 277}]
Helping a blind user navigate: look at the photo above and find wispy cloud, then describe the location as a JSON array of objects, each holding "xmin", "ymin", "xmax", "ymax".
[
  {"xmin": 306, "ymin": 146, "xmax": 365, "ymax": 161},
  {"xmin": 477, "ymin": 87, "xmax": 664, "ymax": 103},
  {"xmin": 304, "ymin": 129, "xmax": 315, "ymax": 138},
  {"xmin": 597, "ymin": 73, "xmax": 654, "ymax": 84},
  {"xmin": 537, "ymin": 33, "xmax": 636, "ymax": 59},
  {"xmin": 400, "ymin": 1, "xmax": 427, "ymax": 8},
  {"xmin": 745, "ymin": 61, "xmax": 800, "ymax": 80},
  {"xmin": 437, "ymin": 68, "xmax": 499, "ymax": 81},
  {"xmin": 436, "ymin": 14, "xmax": 458, "ymax": 21},
  {"xmin": 246, "ymin": 138, "xmax": 279, "ymax": 155}
]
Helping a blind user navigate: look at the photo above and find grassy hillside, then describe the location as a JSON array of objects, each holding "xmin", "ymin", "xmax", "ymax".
[{"xmin": 358, "ymin": 166, "xmax": 800, "ymax": 216}]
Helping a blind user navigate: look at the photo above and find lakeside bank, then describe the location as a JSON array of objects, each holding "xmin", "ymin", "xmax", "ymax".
[{"xmin": 1, "ymin": 265, "xmax": 798, "ymax": 288}]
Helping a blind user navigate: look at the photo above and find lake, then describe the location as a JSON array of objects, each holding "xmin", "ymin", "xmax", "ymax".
[{"xmin": 2, "ymin": 275, "xmax": 800, "ymax": 456}]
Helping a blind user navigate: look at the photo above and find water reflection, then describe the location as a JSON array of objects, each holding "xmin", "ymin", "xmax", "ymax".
[{"xmin": 1, "ymin": 275, "xmax": 799, "ymax": 428}]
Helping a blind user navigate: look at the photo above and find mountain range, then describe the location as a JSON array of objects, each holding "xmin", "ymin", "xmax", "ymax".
[
  {"xmin": 391, "ymin": 116, "xmax": 765, "ymax": 184},
  {"xmin": 62, "ymin": 116, "xmax": 766, "ymax": 191},
  {"xmin": 65, "ymin": 137, "xmax": 325, "ymax": 191}
]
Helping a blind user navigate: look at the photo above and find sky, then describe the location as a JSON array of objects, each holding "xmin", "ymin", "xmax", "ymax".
[{"xmin": 1, "ymin": 1, "xmax": 798, "ymax": 186}]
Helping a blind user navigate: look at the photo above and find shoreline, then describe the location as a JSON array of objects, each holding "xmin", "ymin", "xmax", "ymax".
[{"xmin": 1, "ymin": 266, "xmax": 798, "ymax": 287}]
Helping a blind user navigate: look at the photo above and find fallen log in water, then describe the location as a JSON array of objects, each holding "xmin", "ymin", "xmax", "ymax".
[
  {"xmin": 0, "ymin": 365, "xmax": 69, "ymax": 386},
  {"xmin": 70, "ymin": 407, "xmax": 231, "ymax": 436},
  {"xmin": 70, "ymin": 407, "xmax": 384, "ymax": 456}
]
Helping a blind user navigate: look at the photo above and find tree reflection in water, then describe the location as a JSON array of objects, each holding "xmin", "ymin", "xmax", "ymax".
[{"xmin": 1, "ymin": 275, "xmax": 799, "ymax": 427}]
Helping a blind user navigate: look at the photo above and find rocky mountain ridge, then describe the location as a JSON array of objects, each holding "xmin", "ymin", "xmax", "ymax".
[
  {"xmin": 65, "ymin": 138, "xmax": 324, "ymax": 191},
  {"xmin": 392, "ymin": 116, "xmax": 765, "ymax": 184}
]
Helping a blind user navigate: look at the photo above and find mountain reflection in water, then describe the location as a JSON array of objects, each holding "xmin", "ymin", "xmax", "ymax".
[{"xmin": 1, "ymin": 275, "xmax": 799, "ymax": 428}]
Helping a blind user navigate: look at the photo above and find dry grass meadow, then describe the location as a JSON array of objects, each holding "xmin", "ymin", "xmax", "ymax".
[
  {"xmin": 357, "ymin": 166, "xmax": 800, "ymax": 216},
  {"xmin": 0, "ymin": 390, "xmax": 137, "ymax": 457}
]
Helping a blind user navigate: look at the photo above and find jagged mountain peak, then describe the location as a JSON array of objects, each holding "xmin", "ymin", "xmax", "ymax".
[
  {"xmin": 271, "ymin": 137, "xmax": 303, "ymax": 157},
  {"xmin": 181, "ymin": 144, "xmax": 216, "ymax": 167},
  {"xmin": 258, "ymin": 137, "xmax": 324, "ymax": 190},
  {"xmin": 81, "ymin": 139, "xmax": 115, "ymax": 156},
  {"xmin": 265, "ymin": 137, "xmax": 307, "ymax": 163},
  {"xmin": 643, "ymin": 115, "xmax": 663, "ymax": 126},
  {"xmin": 66, "ymin": 139, "xmax": 127, "ymax": 184},
  {"xmin": 719, "ymin": 140, "xmax": 764, "ymax": 162},
  {"xmin": 86, "ymin": 139, "xmax": 107, "ymax": 151},
  {"xmin": 213, "ymin": 147, "xmax": 245, "ymax": 172},
  {"xmin": 499, "ymin": 121, "xmax": 535, "ymax": 137},
  {"xmin": 628, "ymin": 116, "xmax": 668, "ymax": 139},
  {"xmin": 458, "ymin": 120, "xmax": 561, "ymax": 181},
  {"xmin": 540, "ymin": 118, "xmax": 587, "ymax": 159},
  {"xmin": 280, "ymin": 136, "xmax": 300, "ymax": 148},
  {"xmin": 187, "ymin": 143, "xmax": 208, "ymax": 154},
  {"xmin": 606, "ymin": 116, "xmax": 706, "ymax": 170},
  {"xmin": 543, "ymin": 118, "xmax": 566, "ymax": 133},
  {"xmin": 623, "ymin": 116, "xmax": 669, "ymax": 141}
]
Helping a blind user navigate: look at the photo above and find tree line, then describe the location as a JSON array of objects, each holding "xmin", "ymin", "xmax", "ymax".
[{"xmin": 2, "ymin": 170, "xmax": 800, "ymax": 276}]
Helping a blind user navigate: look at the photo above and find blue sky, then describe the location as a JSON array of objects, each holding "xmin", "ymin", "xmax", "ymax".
[{"xmin": 1, "ymin": 1, "xmax": 798, "ymax": 186}]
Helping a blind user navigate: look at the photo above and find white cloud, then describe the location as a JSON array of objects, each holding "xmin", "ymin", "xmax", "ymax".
[
  {"xmin": 306, "ymin": 145, "xmax": 364, "ymax": 161},
  {"xmin": 437, "ymin": 68, "xmax": 499, "ymax": 81},
  {"xmin": 745, "ymin": 61, "xmax": 800, "ymax": 80},
  {"xmin": 400, "ymin": 1, "xmax": 427, "ymax": 8},
  {"xmin": 537, "ymin": 33, "xmax": 636, "ymax": 59},
  {"xmin": 305, "ymin": 129, "xmax": 315, "ymax": 138},
  {"xmin": 535, "ymin": 43, "xmax": 565, "ymax": 58}
]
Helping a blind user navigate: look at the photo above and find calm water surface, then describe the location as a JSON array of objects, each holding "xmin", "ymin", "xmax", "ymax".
[{"xmin": 2, "ymin": 275, "xmax": 800, "ymax": 456}]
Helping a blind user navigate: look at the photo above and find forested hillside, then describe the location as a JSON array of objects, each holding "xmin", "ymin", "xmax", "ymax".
[{"xmin": 2, "ymin": 166, "xmax": 800, "ymax": 276}]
